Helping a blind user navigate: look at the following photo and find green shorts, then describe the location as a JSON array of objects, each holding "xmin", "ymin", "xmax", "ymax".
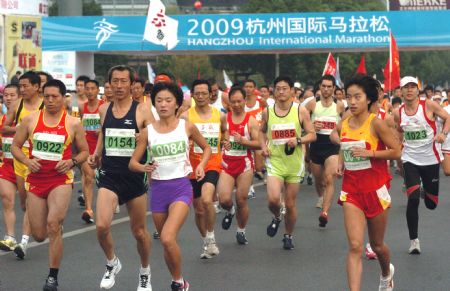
[{"xmin": 266, "ymin": 157, "xmax": 304, "ymax": 184}]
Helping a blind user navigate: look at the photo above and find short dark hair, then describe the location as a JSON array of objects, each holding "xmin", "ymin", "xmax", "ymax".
[
  {"xmin": 108, "ymin": 65, "xmax": 135, "ymax": 83},
  {"xmin": 76, "ymin": 75, "xmax": 90, "ymax": 84},
  {"xmin": 15, "ymin": 71, "xmax": 21, "ymax": 75},
  {"xmin": 391, "ymin": 96, "xmax": 403, "ymax": 106},
  {"xmin": 191, "ymin": 79, "xmax": 212, "ymax": 94},
  {"xmin": 335, "ymin": 87, "xmax": 343, "ymax": 94},
  {"xmin": 144, "ymin": 83, "xmax": 153, "ymax": 93},
  {"xmin": 208, "ymin": 78, "xmax": 218, "ymax": 86},
  {"xmin": 19, "ymin": 71, "xmax": 40, "ymax": 86},
  {"xmin": 43, "ymin": 79, "xmax": 67, "ymax": 96},
  {"xmin": 244, "ymin": 79, "xmax": 256, "ymax": 87},
  {"xmin": 344, "ymin": 75, "xmax": 379, "ymax": 110},
  {"xmin": 229, "ymin": 86, "xmax": 246, "ymax": 99},
  {"xmin": 260, "ymin": 85, "xmax": 270, "ymax": 91},
  {"xmin": 134, "ymin": 79, "xmax": 146, "ymax": 87},
  {"xmin": 4, "ymin": 84, "xmax": 19, "ymax": 94},
  {"xmin": 320, "ymin": 75, "xmax": 336, "ymax": 87},
  {"xmin": 151, "ymin": 82, "xmax": 184, "ymax": 113},
  {"xmin": 37, "ymin": 71, "xmax": 53, "ymax": 82},
  {"xmin": 424, "ymin": 85, "xmax": 434, "ymax": 92},
  {"xmin": 85, "ymin": 79, "xmax": 99, "ymax": 88},
  {"xmin": 274, "ymin": 76, "xmax": 294, "ymax": 88}
]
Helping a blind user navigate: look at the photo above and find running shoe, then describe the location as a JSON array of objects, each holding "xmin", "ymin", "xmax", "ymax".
[
  {"xmin": 236, "ymin": 232, "xmax": 248, "ymax": 245},
  {"xmin": 171, "ymin": 280, "xmax": 190, "ymax": 291},
  {"xmin": 81, "ymin": 210, "xmax": 94, "ymax": 224},
  {"xmin": 100, "ymin": 258, "xmax": 122, "ymax": 289},
  {"xmin": 247, "ymin": 185, "xmax": 255, "ymax": 199},
  {"xmin": 378, "ymin": 263, "xmax": 395, "ymax": 291},
  {"xmin": 43, "ymin": 276, "xmax": 58, "ymax": 291},
  {"xmin": 0, "ymin": 238, "xmax": 16, "ymax": 251},
  {"xmin": 14, "ymin": 242, "xmax": 27, "ymax": 259},
  {"xmin": 213, "ymin": 201, "xmax": 222, "ymax": 214},
  {"xmin": 319, "ymin": 211, "xmax": 328, "ymax": 228},
  {"xmin": 200, "ymin": 238, "xmax": 220, "ymax": 259},
  {"xmin": 114, "ymin": 205, "xmax": 120, "ymax": 214},
  {"xmin": 365, "ymin": 243, "xmax": 378, "ymax": 260},
  {"xmin": 78, "ymin": 194, "xmax": 85, "ymax": 207},
  {"xmin": 408, "ymin": 238, "xmax": 421, "ymax": 255},
  {"xmin": 222, "ymin": 212, "xmax": 234, "ymax": 230},
  {"xmin": 153, "ymin": 231, "xmax": 160, "ymax": 240},
  {"xmin": 315, "ymin": 196, "xmax": 323, "ymax": 209},
  {"xmin": 307, "ymin": 174, "xmax": 313, "ymax": 185},
  {"xmin": 300, "ymin": 176, "xmax": 305, "ymax": 184},
  {"xmin": 266, "ymin": 217, "xmax": 281, "ymax": 237},
  {"xmin": 137, "ymin": 273, "xmax": 152, "ymax": 291},
  {"xmin": 282, "ymin": 234, "xmax": 294, "ymax": 250},
  {"xmin": 254, "ymin": 171, "xmax": 264, "ymax": 181}
]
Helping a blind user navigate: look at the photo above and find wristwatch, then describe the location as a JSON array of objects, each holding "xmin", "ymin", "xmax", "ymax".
[
  {"xmin": 71, "ymin": 158, "xmax": 79, "ymax": 168},
  {"xmin": 296, "ymin": 137, "xmax": 302, "ymax": 145}
]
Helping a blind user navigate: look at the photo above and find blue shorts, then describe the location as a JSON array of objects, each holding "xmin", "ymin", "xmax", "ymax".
[{"xmin": 150, "ymin": 177, "xmax": 193, "ymax": 213}]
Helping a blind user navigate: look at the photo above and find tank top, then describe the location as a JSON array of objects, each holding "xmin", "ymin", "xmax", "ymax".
[
  {"xmin": 377, "ymin": 107, "xmax": 387, "ymax": 120},
  {"xmin": 223, "ymin": 112, "xmax": 252, "ymax": 160},
  {"xmin": 29, "ymin": 110, "xmax": 72, "ymax": 179},
  {"xmin": 1, "ymin": 115, "xmax": 14, "ymax": 162},
  {"xmin": 340, "ymin": 114, "xmax": 390, "ymax": 193},
  {"xmin": 188, "ymin": 106, "xmax": 222, "ymax": 178},
  {"xmin": 147, "ymin": 119, "xmax": 192, "ymax": 180},
  {"xmin": 16, "ymin": 99, "xmax": 44, "ymax": 151},
  {"xmin": 83, "ymin": 100, "xmax": 104, "ymax": 145},
  {"xmin": 311, "ymin": 98, "xmax": 340, "ymax": 136},
  {"xmin": 399, "ymin": 99, "xmax": 442, "ymax": 165},
  {"xmin": 101, "ymin": 101, "xmax": 146, "ymax": 171}
]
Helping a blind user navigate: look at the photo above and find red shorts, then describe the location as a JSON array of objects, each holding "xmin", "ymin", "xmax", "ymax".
[
  {"xmin": 87, "ymin": 140, "xmax": 97, "ymax": 155},
  {"xmin": 338, "ymin": 184, "xmax": 391, "ymax": 218},
  {"xmin": 0, "ymin": 160, "xmax": 17, "ymax": 184},
  {"xmin": 222, "ymin": 156, "xmax": 254, "ymax": 179},
  {"xmin": 26, "ymin": 172, "xmax": 74, "ymax": 199}
]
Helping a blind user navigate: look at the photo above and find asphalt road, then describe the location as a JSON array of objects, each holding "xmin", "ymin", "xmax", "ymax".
[{"xmin": 1, "ymin": 169, "xmax": 450, "ymax": 291}]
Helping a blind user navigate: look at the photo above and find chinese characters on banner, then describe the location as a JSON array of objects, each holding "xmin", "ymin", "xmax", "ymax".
[{"xmin": 5, "ymin": 15, "xmax": 42, "ymax": 79}]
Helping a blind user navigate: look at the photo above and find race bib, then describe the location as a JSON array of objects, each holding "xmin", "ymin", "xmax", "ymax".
[
  {"xmin": 226, "ymin": 136, "xmax": 247, "ymax": 156},
  {"xmin": 341, "ymin": 140, "xmax": 371, "ymax": 171},
  {"xmin": 71, "ymin": 106, "xmax": 80, "ymax": 118},
  {"xmin": 315, "ymin": 116, "xmax": 337, "ymax": 135},
  {"xmin": 151, "ymin": 140, "xmax": 187, "ymax": 164},
  {"xmin": 271, "ymin": 123, "xmax": 296, "ymax": 145},
  {"xmin": 32, "ymin": 133, "xmax": 65, "ymax": 161},
  {"xmin": 2, "ymin": 137, "xmax": 13, "ymax": 159},
  {"xmin": 402, "ymin": 124, "xmax": 428, "ymax": 145},
  {"xmin": 194, "ymin": 123, "xmax": 220, "ymax": 154},
  {"xmin": 83, "ymin": 113, "xmax": 101, "ymax": 131},
  {"xmin": 105, "ymin": 128, "xmax": 135, "ymax": 157}
]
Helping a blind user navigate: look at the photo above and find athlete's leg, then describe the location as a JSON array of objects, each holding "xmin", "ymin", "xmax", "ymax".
[
  {"xmin": 310, "ymin": 162, "xmax": 325, "ymax": 198},
  {"xmin": 403, "ymin": 162, "xmax": 421, "ymax": 240},
  {"xmin": 201, "ymin": 182, "xmax": 217, "ymax": 233},
  {"xmin": 16, "ymin": 175, "xmax": 31, "ymax": 238},
  {"xmin": 283, "ymin": 182, "xmax": 299, "ymax": 235},
  {"xmin": 266, "ymin": 176, "xmax": 283, "ymax": 217},
  {"xmin": 81, "ymin": 162, "xmax": 95, "ymax": 216},
  {"xmin": 367, "ymin": 209, "xmax": 391, "ymax": 277},
  {"xmin": 235, "ymin": 170, "xmax": 253, "ymax": 229},
  {"xmin": 343, "ymin": 202, "xmax": 366, "ymax": 291},
  {"xmin": 193, "ymin": 198, "xmax": 206, "ymax": 237},
  {"xmin": 217, "ymin": 172, "xmax": 235, "ymax": 212},
  {"xmin": 126, "ymin": 194, "xmax": 151, "ymax": 268},
  {"xmin": 442, "ymin": 153, "xmax": 450, "ymax": 176},
  {"xmin": 25, "ymin": 192, "xmax": 48, "ymax": 242},
  {"xmin": 420, "ymin": 163, "xmax": 440, "ymax": 210},
  {"xmin": 96, "ymin": 188, "xmax": 118, "ymax": 260},
  {"xmin": 322, "ymin": 155, "xmax": 339, "ymax": 214},
  {"xmin": 0, "ymin": 179, "xmax": 17, "ymax": 237}
]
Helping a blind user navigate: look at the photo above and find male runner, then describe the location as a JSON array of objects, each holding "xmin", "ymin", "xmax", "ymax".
[
  {"xmin": 88, "ymin": 65, "xmax": 154, "ymax": 290},
  {"xmin": 103, "ymin": 81, "xmax": 114, "ymax": 103},
  {"xmin": 11, "ymin": 79, "xmax": 89, "ymax": 290},
  {"xmin": 37, "ymin": 71, "xmax": 53, "ymax": 96},
  {"xmin": 261, "ymin": 76, "xmax": 316, "ymax": 249},
  {"xmin": 72, "ymin": 75, "xmax": 89, "ymax": 118},
  {"xmin": 209, "ymin": 78, "xmax": 230, "ymax": 113}
]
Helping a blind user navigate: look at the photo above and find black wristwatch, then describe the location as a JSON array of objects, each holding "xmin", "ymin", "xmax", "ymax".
[
  {"xmin": 296, "ymin": 137, "xmax": 302, "ymax": 145},
  {"xmin": 71, "ymin": 158, "xmax": 78, "ymax": 168}
]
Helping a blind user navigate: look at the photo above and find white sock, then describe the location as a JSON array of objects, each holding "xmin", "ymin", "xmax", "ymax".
[
  {"xmin": 206, "ymin": 231, "xmax": 215, "ymax": 240},
  {"xmin": 173, "ymin": 277, "xmax": 184, "ymax": 284},
  {"xmin": 140, "ymin": 265, "xmax": 151, "ymax": 275},
  {"xmin": 21, "ymin": 235, "xmax": 29, "ymax": 245},
  {"xmin": 229, "ymin": 205, "xmax": 236, "ymax": 215},
  {"xmin": 107, "ymin": 255, "xmax": 117, "ymax": 266},
  {"xmin": 4, "ymin": 234, "xmax": 15, "ymax": 242},
  {"xmin": 237, "ymin": 227, "xmax": 245, "ymax": 233}
]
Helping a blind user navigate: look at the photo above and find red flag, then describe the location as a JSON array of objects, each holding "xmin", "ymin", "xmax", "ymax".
[
  {"xmin": 355, "ymin": 54, "xmax": 367, "ymax": 75},
  {"xmin": 383, "ymin": 32, "xmax": 400, "ymax": 92},
  {"xmin": 322, "ymin": 53, "xmax": 337, "ymax": 76}
]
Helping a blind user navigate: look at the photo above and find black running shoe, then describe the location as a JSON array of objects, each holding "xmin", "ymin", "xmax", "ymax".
[
  {"xmin": 254, "ymin": 172, "xmax": 264, "ymax": 181},
  {"xmin": 171, "ymin": 280, "xmax": 190, "ymax": 291},
  {"xmin": 319, "ymin": 212, "xmax": 328, "ymax": 228},
  {"xmin": 266, "ymin": 217, "xmax": 281, "ymax": 237},
  {"xmin": 307, "ymin": 175, "xmax": 313, "ymax": 185},
  {"xmin": 77, "ymin": 195, "xmax": 85, "ymax": 207},
  {"xmin": 282, "ymin": 234, "xmax": 294, "ymax": 250},
  {"xmin": 153, "ymin": 231, "xmax": 160, "ymax": 240},
  {"xmin": 236, "ymin": 232, "xmax": 248, "ymax": 245},
  {"xmin": 43, "ymin": 276, "xmax": 58, "ymax": 291},
  {"xmin": 222, "ymin": 213, "xmax": 234, "ymax": 230}
]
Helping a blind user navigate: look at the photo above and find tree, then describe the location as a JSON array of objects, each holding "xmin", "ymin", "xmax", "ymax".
[{"xmin": 48, "ymin": 0, "xmax": 103, "ymax": 16}]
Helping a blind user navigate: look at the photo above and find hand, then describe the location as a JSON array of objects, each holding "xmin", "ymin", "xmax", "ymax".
[
  {"xmin": 261, "ymin": 146, "xmax": 271, "ymax": 157},
  {"xmin": 314, "ymin": 121, "xmax": 323, "ymax": 132},
  {"xmin": 55, "ymin": 159, "xmax": 74, "ymax": 174},
  {"xmin": 434, "ymin": 133, "xmax": 446, "ymax": 143},
  {"xmin": 286, "ymin": 137, "xmax": 297, "ymax": 148},
  {"xmin": 26, "ymin": 158, "xmax": 42, "ymax": 173},
  {"xmin": 233, "ymin": 132, "xmax": 243, "ymax": 144},
  {"xmin": 336, "ymin": 163, "xmax": 344, "ymax": 178},
  {"xmin": 195, "ymin": 165, "xmax": 205, "ymax": 181},
  {"xmin": 222, "ymin": 140, "xmax": 231, "ymax": 151},
  {"xmin": 95, "ymin": 129, "xmax": 100, "ymax": 137},
  {"xmin": 88, "ymin": 154, "xmax": 100, "ymax": 169},
  {"xmin": 351, "ymin": 147, "xmax": 371, "ymax": 158},
  {"xmin": 143, "ymin": 162, "xmax": 158, "ymax": 174}
]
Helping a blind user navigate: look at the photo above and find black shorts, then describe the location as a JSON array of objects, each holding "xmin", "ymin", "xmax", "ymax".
[
  {"xmin": 190, "ymin": 170, "xmax": 220, "ymax": 199},
  {"xmin": 309, "ymin": 143, "xmax": 339, "ymax": 165},
  {"xmin": 403, "ymin": 162, "xmax": 440, "ymax": 197},
  {"xmin": 96, "ymin": 168, "xmax": 148, "ymax": 205}
]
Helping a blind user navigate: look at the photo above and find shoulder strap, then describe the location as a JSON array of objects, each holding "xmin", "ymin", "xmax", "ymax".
[{"xmin": 14, "ymin": 99, "xmax": 24, "ymax": 125}]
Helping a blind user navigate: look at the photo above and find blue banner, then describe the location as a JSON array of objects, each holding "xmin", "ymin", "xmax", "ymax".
[{"xmin": 42, "ymin": 10, "xmax": 450, "ymax": 52}]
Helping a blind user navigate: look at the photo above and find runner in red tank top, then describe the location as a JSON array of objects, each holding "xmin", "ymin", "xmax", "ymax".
[
  {"xmin": 217, "ymin": 87, "xmax": 260, "ymax": 245},
  {"xmin": 11, "ymin": 79, "xmax": 88, "ymax": 290},
  {"xmin": 79, "ymin": 79, "xmax": 104, "ymax": 223}
]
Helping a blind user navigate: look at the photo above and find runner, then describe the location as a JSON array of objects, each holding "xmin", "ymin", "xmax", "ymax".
[
  {"xmin": 11, "ymin": 79, "xmax": 89, "ymax": 290},
  {"xmin": 37, "ymin": 71, "xmax": 53, "ymax": 96},
  {"xmin": 305, "ymin": 75, "xmax": 345, "ymax": 227},
  {"xmin": 130, "ymin": 81, "xmax": 210, "ymax": 291},
  {"xmin": 88, "ymin": 65, "xmax": 154, "ymax": 290},
  {"xmin": 79, "ymin": 79, "xmax": 104, "ymax": 223},
  {"xmin": 393, "ymin": 76, "xmax": 450, "ymax": 254},
  {"xmin": 218, "ymin": 86, "xmax": 260, "ymax": 245},
  {"xmin": 0, "ymin": 84, "xmax": 20, "ymax": 252},
  {"xmin": 260, "ymin": 76, "xmax": 316, "ymax": 249},
  {"xmin": 103, "ymin": 81, "xmax": 114, "ymax": 103},
  {"xmin": 335, "ymin": 75, "xmax": 400, "ymax": 291},
  {"xmin": 180, "ymin": 79, "xmax": 226, "ymax": 259},
  {"xmin": 1, "ymin": 71, "xmax": 44, "ymax": 259},
  {"xmin": 209, "ymin": 78, "xmax": 230, "ymax": 113},
  {"xmin": 442, "ymin": 102, "xmax": 450, "ymax": 176},
  {"xmin": 71, "ymin": 75, "xmax": 89, "ymax": 118}
]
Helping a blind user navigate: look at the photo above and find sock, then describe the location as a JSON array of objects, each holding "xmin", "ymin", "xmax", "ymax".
[
  {"xmin": 4, "ymin": 234, "xmax": 16, "ymax": 242},
  {"xmin": 49, "ymin": 268, "xmax": 59, "ymax": 280},
  {"xmin": 21, "ymin": 235, "xmax": 29, "ymax": 245},
  {"xmin": 284, "ymin": 234, "xmax": 292, "ymax": 239},
  {"xmin": 206, "ymin": 231, "xmax": 215, "ymax": 240},
  {"xmin": 173, "ymin": 277, "xmax": 184, "ymax": 284},
  {"xmin": 140, "ymin": 265, "xmax": 151, "ymax": 275},
  {"xmin": 107, "ymin": 255, "xmax": 117, "ymax": 266},
  {"xmin": 237, "ymin": 227, "xmax": 245, "ymax": 233},
  {"xmin": 202, "ymin": 236, "xmax": 207, "ymax": 244},
  {"xmin": 229, "ymin": 205, "xmax": 236, "ymax": 215}
]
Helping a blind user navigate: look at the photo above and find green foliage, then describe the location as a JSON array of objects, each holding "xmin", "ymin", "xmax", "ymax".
[
  {"xmin": 48, "ymin": 1, "xmax": 103, "ymax": 16},
  {"xmin": 155, "ymin": 55, "xmax": 215, "ymax": 85}
]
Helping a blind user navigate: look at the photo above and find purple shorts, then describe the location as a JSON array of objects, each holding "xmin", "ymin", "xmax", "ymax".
[{"xmin": 150, "ymin": 177, "xmax": 193, "ymax": 213}]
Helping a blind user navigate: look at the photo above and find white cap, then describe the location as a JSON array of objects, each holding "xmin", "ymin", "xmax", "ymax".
[
  {"xmin": 400, "ymin": 76, "xmax": 419, "ymax": 87},
  {"xmin": 294, "ymin": 82, "xmax": 301, "ymax": 89}
]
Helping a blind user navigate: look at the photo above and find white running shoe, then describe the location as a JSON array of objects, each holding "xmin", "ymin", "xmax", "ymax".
[
  {"xmin": 200, "ymin": 238, "xmax": 220, "ymax": 259},
  {"xmin": 378, "ymin": 263, "xmax": 394, "ymax": 291},
  {"xmin": 408, "ymin": 238, "xmax": 421, "ymax": 254},
  {"xmin": 13, "ymin": 242, "xmax": 27, "ymax": 259},
  {"xmin": 114, "ymin": 205, "xmax": 120, "ymax": 214},
  {"xmin": 100, "ymin": 258, "xmax": 122, "ymax": 289},
  {"xmin": 137, "ymin": 272, "xmax": 152, "ymax": 291},
  {"xmin": 315, "ymin": 196, "xmax": 323, "ymax": 209},
  {"xmin": 213, "ymin": 201, "xmax": 222, "ymax": 214},
  {"xmin": 248, "ymin": 185, "xmax": 255, "ymax": 199}
]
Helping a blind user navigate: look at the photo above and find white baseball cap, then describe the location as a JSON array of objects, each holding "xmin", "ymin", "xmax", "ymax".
[
  {"xmin": 400, "ymin": 76, "xmax": 419, "ymax": 87},
  {"xmin": 294, "ymin": 82, "xmax": 301, "ymax": 89}
]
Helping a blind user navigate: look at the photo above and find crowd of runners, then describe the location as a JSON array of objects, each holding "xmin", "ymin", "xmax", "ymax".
[{"xmin": 0, "ymin": 66, "xmax": 449, "ymax": 291}]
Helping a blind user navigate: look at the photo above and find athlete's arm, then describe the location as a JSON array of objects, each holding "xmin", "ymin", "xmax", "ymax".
[
  {"xmin": 330, "ymin": 120, "xmax": 343, "ymax": 145},
  {"xmin": 219, "ymin": 112, "xmax": 229, "ymax": 144},
  {"xmin": 337, "ymin": 100, "xmax": 345, "ymax": 117},
  {"xmin": 137, "ymin": 102, "xmax": 155, "ymax": 127},
  {"xmin": 259, "ymin": 108, "xmax": 270, "ymax": 157},
  {"xmin": 427, "ymin": 99, "xmax": 450, "ymax": 143},
  {"xmin": 1, "ymin": 99, "xmax": 19, "ymax": 135},
  {"xmin": 187, "ymin": 120, "xmax": 211, "ymax": 181},
  {"xmin": 298, "ymin": 106, "xmax": 316, "ymax": 144},
  {"xmin": 240, "ymin": 115, "xmax": 261, "ymax": 150},
  {"xmin": 11, "ymin": 114, "xmax": 41, "ymax": 173},
  {"xmin": 221, "ymin": 92, "xmax": 230, "ymax": 111},
  {"xmin": 129, "ymin": 128, "xmax": 156, "ymax": 174}
]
